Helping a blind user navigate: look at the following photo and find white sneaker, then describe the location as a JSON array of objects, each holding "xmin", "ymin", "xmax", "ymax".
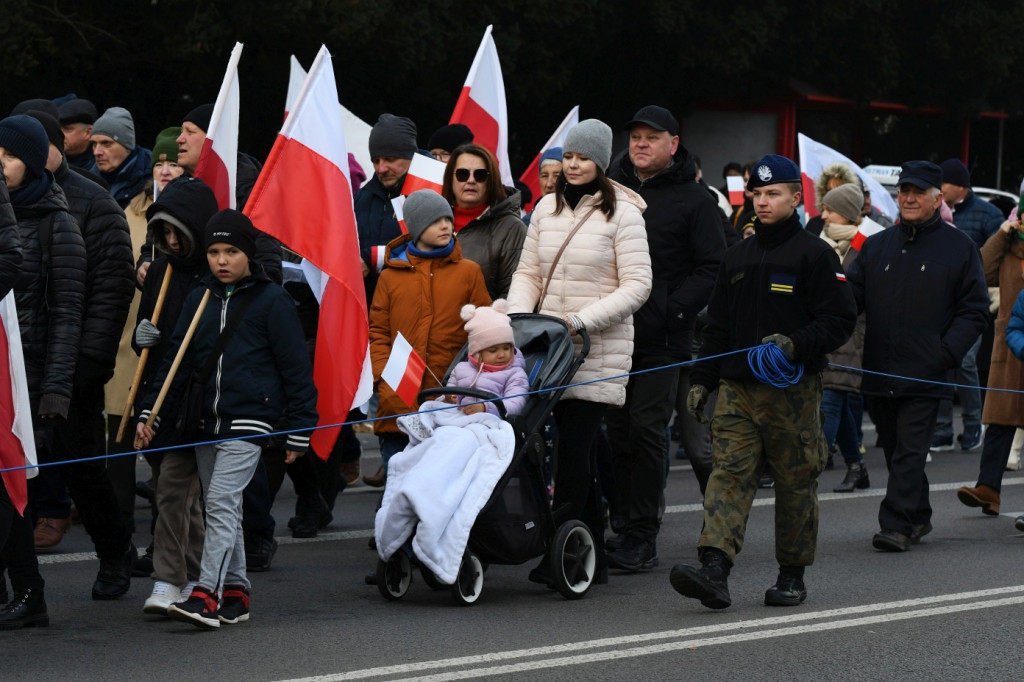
[
  {"xmin": 180, "ymin": 581, "xmax": 199, "ymax": 601},
  {"xmin": 143, "ymin": 581, "xmax": 182, "ymax": 615}
]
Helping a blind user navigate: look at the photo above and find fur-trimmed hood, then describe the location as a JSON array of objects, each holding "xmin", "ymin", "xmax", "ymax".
[{"xmin": 815, "ymin": 162, "xmax": 859, "ymax": 211}]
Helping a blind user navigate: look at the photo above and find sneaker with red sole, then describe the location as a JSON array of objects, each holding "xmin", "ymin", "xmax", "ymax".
[
  {"xmin": 167, "ymin": 585, "xmax": 219, "ymax": 629},
  {"xmin": 218, "ymin": 585, "xmax": 250, "ymax": 624}
]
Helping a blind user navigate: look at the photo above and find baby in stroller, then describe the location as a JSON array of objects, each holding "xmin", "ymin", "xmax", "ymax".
[{"xmin": 375, "ymin": 300, "xmax": 530, "ymax": 585}]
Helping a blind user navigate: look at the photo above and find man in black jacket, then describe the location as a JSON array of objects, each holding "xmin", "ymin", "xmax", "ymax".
[
  {"xmin": 19, "ymin": 108, "xmax": 137, "ymax": 598},
  {"xmin": 670, "ymin": 154, "xmax": 856, "ymax": 609},
  {"xmin": 846, "ymin": 161, "xmax": 989, "ymax": 552},
  {"xmin": 604, "ymin": 106, "xmax": 726, "ymax": 571}
]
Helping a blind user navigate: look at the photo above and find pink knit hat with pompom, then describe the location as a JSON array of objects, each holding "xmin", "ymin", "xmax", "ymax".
[{"xmin": 461, "ymin": 299, "xmax": 514, "ymax": 356}]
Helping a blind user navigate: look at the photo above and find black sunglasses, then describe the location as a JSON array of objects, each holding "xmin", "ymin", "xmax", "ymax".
[{"xmin": 454, "ymin": 168, "xmax": 489, "ymax": 182}]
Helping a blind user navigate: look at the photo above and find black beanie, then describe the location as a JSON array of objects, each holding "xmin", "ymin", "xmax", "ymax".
[
  {"xmin": 22, "ymin": 110, "xmax": 64, "ymax": 150},
  {"xmin": 206, "ymin": 209, "xmax": 257, "ymax": 261},
  {"xmin": 11, "ymin": 98, "xmax": 60, "ymax": 120},
  {"xmin": 183, "ymin": 103, "xmax": 215, "ymax": 133},
  {"xmin": 0, "ymin": 114, "xmax": 49, "ymax": 178},
  {"xmin": 427, "ymin": 124, "xmax": 474, "ymax": 153}
]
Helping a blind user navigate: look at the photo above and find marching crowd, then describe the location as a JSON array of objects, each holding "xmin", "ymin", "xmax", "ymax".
[{"xmin": 0, "ymin": 93, "xmax": 1021, "ymax": 631}]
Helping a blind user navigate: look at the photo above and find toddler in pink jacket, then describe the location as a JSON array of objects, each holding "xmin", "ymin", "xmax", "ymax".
[{"xmin": 446, "ymin": 299, "xmax": 530, "ymax": 417}]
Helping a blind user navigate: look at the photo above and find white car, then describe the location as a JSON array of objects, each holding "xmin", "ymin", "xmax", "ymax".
[{"xmin": 864, "ymin": 164, "xmax": 1018, "ymax": 217}]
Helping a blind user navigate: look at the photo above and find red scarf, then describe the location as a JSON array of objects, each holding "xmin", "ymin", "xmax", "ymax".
[{"xmin": 454, "ymin": 204, "xmax": 487, "ymax": 233}]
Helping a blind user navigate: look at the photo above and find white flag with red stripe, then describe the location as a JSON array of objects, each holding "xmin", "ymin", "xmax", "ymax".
[
  {"xmin": 797, "ymin": 133, "xmax": 897, "ymax": 221},
  {"xmin": 195, "ymin": 42, "xmax": 242, "ymax": 210},
  {"xmin": 403, "ymin": 154, "xmax": 446, "ymax": 196},
  {"xmin": 390, "ymin": 195, "xmax": 409, "ymax": 235},
  {"xmin": 0, "ymin": 292, "xmax": 37, "ymax": 515},
  {"xmin": 381, "ymin": 332, "xmax": 426, "ymax": 408},
  {"xmin": 851, "ymin": 219, "xmax": 887, "ymax": 251},
  {"xmin": 285, "ymin": 54, "xmax": 305, "ymax": 118},
  {"xmin": 449, "ymin": 25, "xmax": 513, "ymax": 187},
  {"xmin": 726, "ymin": 175, "xmax": 745, "ymax": 206},
  {"xmin": 245, "ymin": 45, "xmax": 373, "ymax": 458},
  {"xmin": 518, "ymin": 105, "xmax": 578, "ymax": 212}
]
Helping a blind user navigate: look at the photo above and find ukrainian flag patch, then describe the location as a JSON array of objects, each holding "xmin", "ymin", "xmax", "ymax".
[{"xmin": 769, "ymin": 273, "xmax": 796, "ymax": 294}]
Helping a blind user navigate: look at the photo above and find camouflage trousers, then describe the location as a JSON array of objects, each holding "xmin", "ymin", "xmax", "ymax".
[{"xmin": 699, "ymin": 374, "xmax": 826, "ymax": 567}]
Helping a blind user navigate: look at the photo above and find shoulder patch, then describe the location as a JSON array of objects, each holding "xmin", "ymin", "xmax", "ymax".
[{"xmin": 769, "ymin": 273, "xmax": 796, "ymax": 294}]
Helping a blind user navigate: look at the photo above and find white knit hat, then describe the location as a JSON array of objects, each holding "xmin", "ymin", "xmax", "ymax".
[{"xmin": 461, "ymin": 299, "xmax": 514, "ymax": 355}]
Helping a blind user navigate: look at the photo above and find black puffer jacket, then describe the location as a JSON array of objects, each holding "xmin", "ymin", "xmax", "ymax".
[
  {"xmin": 609, "ymin": 146, "xmax": 726, "ymax": 359},
  {"xmin": 55, "ymin": 158, "xmax": 135, "ymax": 384},
  {"xmin": 10, "ymin": 174, "xmax": 86, "ymax": 418},
  {"xmin": 0, "ymin": 184, "xmax": 23, "ymax": 299}
]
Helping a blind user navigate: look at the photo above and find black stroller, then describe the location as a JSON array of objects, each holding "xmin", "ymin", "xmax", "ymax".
[{"xmin": 375, "ymin": 313, "xmax": 595, "ymax": 605}]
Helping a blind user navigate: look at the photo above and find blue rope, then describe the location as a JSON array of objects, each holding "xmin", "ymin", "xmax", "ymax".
[{"xmin": 748, "ymin": 343, "xmax": 804, "ymax": 387}]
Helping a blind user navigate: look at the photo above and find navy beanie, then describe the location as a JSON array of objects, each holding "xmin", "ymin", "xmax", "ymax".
[
  {"xmin": 940, "ymin": 158, "xmax": 971, "ymax": 188},
  {"xmin": 0, "ymin": 114, "xmax": 50, "ymax": 178},
  {"xmin": 183, "ymin": 103, "xmax": 215, "ymax": 133}
]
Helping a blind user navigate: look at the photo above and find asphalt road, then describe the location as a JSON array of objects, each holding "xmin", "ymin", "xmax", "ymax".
[{"xmin": 6, "ymin": 419, "xmax": 1024, "ymax": 682}]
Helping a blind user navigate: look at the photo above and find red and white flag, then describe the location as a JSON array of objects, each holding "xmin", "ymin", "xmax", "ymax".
[
  {"xmin": 518, "ymin": 105, "xmax": 578, "ymax": 212},
  {"xmin": 797, "ymin": 133, "xmax": 897, "ymax": 221},
  {"xmin": 194, "ymin": 42, "xmax": 242, "ymax": 210},
  {"xmin": 0, "ymin": 292, "xmax": 37, "ymax": 515},
  {"xmin": 726, "ymin": 175, "xmax": 746, "ymax": 206},
  {"xmin": 449, "ymin": 25, "xmax": 513, "ymax": 187},
  {"xmin": 381, "ymin": 332, "xmax": 426, "ymax": 408},
  {"xmin": 390, "ymin": 196, "xmax": 409, "ymax": 235},
  {"xmin": 403, "ymin": 154, "xmax": 446, "ymax": 196},
  {"xmin": 851, "ymin": 220, "xmax": 887, "ymax": 251},
  {"xmin": 245, "ymin": 45, "xmax": 373, "ymax": 458}
]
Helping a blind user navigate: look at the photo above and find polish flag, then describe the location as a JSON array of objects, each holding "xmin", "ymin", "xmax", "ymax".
[
  {"xmin": 518, "ymin": 105, "xmax": 578, "ymax": 212},
  {"xmin": 381, "ymin": 332, "xmax": 426, "ymax": 408},
  {"xmin": 726, "ymin": 175, "xmax": 746, "ymax": 206},
  {"xmin": 0, "ymin": 292, "xmax": 37, "ymax": 515},
  {"xmin": 391, "ymin": 196, "xmax": 409, "ymax": 235},
  {"xmin": 403, "ymin": 154, "xmax": 446, "ymax": 196},
  {"xmin": 851, "ymin": 219, "xmax": 887, "ymax": 251},
  {"xmin": 194, "ymin": 42, "xmax": 242, "ymax": 210},
  {"xmin": 245, "ymin": 45, "xmax": 373, "ymax": 457},
  {"xmin": 449, "ymin": 25, "xmax": 513, "ymax": 187},
  {"xmin": 797, "ymin": 133, "xmax": 897, "ymax": 222}
]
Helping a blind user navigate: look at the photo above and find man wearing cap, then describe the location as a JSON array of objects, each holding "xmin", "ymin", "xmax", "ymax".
[
  {"xmin": 846, "ymin": 160, "xmax": 988, "ymax": 552},
  {"xmin": 929, "ymin": 159, "xmax": 996, "ymax": 453},
  {"xmin": 670, "ymin": 154, "xmax": 856, "ymax": 609},
  {"xmin": 354, "ymin": 113, "xmax": 418, "ymax": 309},
  {"xmin": 58, "ymin": 98, "xmax": 98, "ymax": 172},
  {"xmin": 603, "ymin": 105, "xmax": 726, "ymax": 572},
  {"xmin": 91, "ymin": 106, "xmax": 152, "ymax": 208}
]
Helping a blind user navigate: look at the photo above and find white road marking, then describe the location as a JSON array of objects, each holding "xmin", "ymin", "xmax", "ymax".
[{"xmin": 274, "ymin": 586, "xmax": 1024, "ymax": 681}]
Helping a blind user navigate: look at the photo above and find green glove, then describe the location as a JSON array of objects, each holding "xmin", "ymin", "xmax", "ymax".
[
  {"xmin": 761, "ymin": 334, "xmax": 795, "ymax": 361},
  {"xmin": 686, "ymin": 384, "xmax": 710, "ymax": 424}
]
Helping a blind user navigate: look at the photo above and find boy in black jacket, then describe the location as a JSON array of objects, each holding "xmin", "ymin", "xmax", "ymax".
[{"xmin": 135, "ymin": 209, "xmax": 316, "ymax": 629}]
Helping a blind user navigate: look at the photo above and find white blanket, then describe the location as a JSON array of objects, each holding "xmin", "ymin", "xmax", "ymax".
[{"xmin": 375, "ymin": 400, "xmax": 516, "ymax": 584}]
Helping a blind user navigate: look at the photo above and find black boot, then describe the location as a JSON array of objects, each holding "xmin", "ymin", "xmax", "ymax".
[
  {"xmin": 833, "ymin": 462, "xmax": 869, "ymax": 493},
  {"xmin": 0, "ymin": 588, "xmax": 49, "ymax": 630},
  {"xmin": 765, "ymin": 565, "xmax": 807, "ymax": 606},
  {"xmin": 669, "ymin": 547, "xmax": 732, "ymax": 609}
]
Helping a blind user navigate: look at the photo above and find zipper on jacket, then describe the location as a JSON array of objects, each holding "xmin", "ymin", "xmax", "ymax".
[{"xmin": 213, "ymin": 294, "xmax": 229, "ymax": 432}]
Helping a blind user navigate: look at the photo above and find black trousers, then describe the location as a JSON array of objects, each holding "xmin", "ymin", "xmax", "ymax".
[
  {"xmin": 870, "ymin": 396, "xmax": 939, "ymax": 536},
  {"xmin": 1, "ymin": 483, "xmax": 44, "ymax": 593},
  {"xmin": 552, "ymin": 399, "xmax": 606, "ymax": 561}
]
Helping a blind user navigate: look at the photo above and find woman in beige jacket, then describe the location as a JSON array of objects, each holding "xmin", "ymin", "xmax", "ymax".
[{"xmin": 507, "ymin": 119, "xmax": 652, "ymax": 584}]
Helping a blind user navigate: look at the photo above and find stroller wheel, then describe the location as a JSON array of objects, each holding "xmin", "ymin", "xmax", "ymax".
[
  {"xmin": 450, "ymin": 551, "xmax": 484, "ymax": 606},
  {"xmin": 420, "ymin": 565, "xmax": 447, "ymax": 591},
  {"xmin": 376, "ymin": 553, "xmax": 412, "ymax": 600},
  {"xmin": 550, "ymin": 520, "xmax": 595, "ymax": 600}
]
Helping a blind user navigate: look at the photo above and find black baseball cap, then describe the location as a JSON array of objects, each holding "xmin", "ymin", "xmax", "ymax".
[
  {"xmin": 624, "ymin": 105, "xmax": 679, "ymax": 136},
  {"xmin": 897, "ymin": 160, "xmax": 942, "ymax": 190}
]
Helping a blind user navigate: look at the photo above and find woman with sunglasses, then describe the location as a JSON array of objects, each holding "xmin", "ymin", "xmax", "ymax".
[
  {"xmin": 506, "ymin": 119, "xmax": 652, "ymax": 586},
  {"xmin": 441, "ymin": 144, "xmax": 526, "ymax": 299}
]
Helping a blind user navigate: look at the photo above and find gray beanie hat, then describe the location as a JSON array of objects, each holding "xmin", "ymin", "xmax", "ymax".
[
  {"xmin": 822, "ymin": 183, "xmax": 864, "ymax": 224},
  {"xmin": 404, "ymin": 190, "xmax": 453, "ymax": 244},
  {"xmin": 368, "ymin": 114, "xmax": 417, "ymax": 160},
  {"xmin": 563, "ymin": 119, "xmax": 613, "ymax": 172},
  {"xmin": 92, "ymin": 106, "xmax": 136, "ymax": 151}
]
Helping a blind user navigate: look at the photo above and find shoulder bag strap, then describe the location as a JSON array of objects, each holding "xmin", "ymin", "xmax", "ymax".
[{"xmin": 534, "ymin": 205, "xmax": 600, "ymax": 313}]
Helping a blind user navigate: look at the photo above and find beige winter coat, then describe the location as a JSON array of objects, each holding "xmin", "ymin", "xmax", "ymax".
[{"xmin": 506, "ymin": 181, "xmax": 652, "ymax": 406}]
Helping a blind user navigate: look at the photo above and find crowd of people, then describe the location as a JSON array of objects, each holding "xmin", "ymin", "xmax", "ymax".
[{"xmin": 0, "ymin": 93, "xmax": 1021, "ymax": 631}]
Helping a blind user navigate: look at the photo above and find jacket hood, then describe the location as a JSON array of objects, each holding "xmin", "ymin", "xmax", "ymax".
[
  {"xmin": 145, "ymin": 176, "xmax": 218, "ymax": 263},
  {"xmin": 608, "ymin": 179, "xmax": 647, "ymax": 213},
  {"xmin": 478, "ymin": 186, "xmax": 522, "ymax": 222}
]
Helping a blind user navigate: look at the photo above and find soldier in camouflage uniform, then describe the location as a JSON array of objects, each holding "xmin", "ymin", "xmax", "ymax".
[{"xmin": 669, "ymin": 154, "xmax": 856, "ymax": 609}]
